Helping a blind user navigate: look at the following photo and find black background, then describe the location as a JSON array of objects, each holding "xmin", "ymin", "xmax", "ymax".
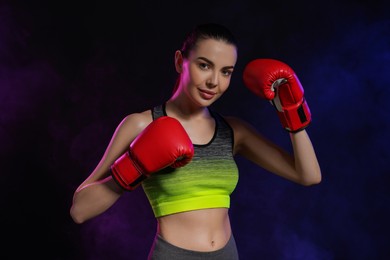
[{"xmin": 1, "ymin": 0, "xmax": 389, "ymax": 259}]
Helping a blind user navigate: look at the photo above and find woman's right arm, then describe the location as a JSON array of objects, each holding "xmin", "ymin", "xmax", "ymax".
[{"xmin": 70, "ymin": 112, "xmax": 152, "ymax": 224}]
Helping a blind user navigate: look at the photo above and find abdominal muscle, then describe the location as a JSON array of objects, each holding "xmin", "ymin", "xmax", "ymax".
[{"xmin": 156, "ymin": 208, "xmax": 231, "ymax": 252}]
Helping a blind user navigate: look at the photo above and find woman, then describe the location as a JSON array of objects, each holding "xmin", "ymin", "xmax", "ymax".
[{"xmin": 70, "ymin": 23, "xmax": 321, "ymax": 259}]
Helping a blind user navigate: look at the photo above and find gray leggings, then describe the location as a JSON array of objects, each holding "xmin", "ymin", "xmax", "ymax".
[{"xmin": 148, "ymin": 234, "xmax": 239, "ymax": 260}]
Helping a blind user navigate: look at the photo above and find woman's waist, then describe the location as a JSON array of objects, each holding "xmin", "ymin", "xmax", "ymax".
[{"xmin": 157, "ymin": 208, "xmax": 231, "ymax": 251}]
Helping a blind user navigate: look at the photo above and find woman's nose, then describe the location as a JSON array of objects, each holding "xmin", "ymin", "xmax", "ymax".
[{"xmin": 206, "ymin": 72, "xmax": 218, "ymax": 88}]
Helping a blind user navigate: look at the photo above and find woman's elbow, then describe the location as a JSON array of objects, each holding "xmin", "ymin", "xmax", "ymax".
[
  {"xmin": 70, "ymin": 205, "xmax": 88, "ymax": 224},
  {"xmin": 300, "ymin": 172, "xmax": 322, "ymax": 186},
  {"xmin": 302, "ymin": 178, "xmax": 321, "ymax": 186}
]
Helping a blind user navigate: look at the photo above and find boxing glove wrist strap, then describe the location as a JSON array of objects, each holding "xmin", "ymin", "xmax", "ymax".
[
  {"xmin": 276, "ymin": 98, "xmax": 311, "ymax": 132},
  {"xmin": 111, "ymin": 151, "xmax": 146, "ymax": 191}
]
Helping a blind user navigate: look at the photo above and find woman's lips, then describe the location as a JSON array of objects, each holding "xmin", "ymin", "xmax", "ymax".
[{"xmin": 199, "ymin": 89, "xmax": 216, "ymax": 100}]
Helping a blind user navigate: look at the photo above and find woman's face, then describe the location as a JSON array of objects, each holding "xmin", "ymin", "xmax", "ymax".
[{"xmin": 178, "ymin": 38, "xmax": 237, "ymax": 107}]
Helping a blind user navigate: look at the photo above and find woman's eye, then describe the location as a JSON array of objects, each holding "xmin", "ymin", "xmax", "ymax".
[
  {"xmin": 199, "ymin": 63, "xmax": 210, "ymax": 70},
  {"xmin": 222, "ymin": 70, "xmax": 233, "ymax": 76}
]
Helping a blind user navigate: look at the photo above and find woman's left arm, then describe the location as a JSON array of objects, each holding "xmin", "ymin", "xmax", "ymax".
[
  {"xmin": 288, "ymin": 129, "xmax": 321, "ymax": 185},
  {"xmin": 225, "ymin": 116, "xmax": 321, "ymax": 186}
]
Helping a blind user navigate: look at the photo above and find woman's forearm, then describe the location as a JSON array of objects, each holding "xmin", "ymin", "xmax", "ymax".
[
  {"xmin": 70, "ymin": 176, "xmax": 123, "ymax": 224},
  {"xmin": 290, "ymin": 130, "xmax": 322, "ymax": 185}
]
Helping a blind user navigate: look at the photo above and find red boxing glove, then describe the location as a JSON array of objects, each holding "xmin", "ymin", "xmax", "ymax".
[
  {"xmin": 243, "ymin": 58, "xmax": 311, "ymax": 132},
  {"xmin": 111, "ymin": 116, "xmax": 194, "ymax": 191}
]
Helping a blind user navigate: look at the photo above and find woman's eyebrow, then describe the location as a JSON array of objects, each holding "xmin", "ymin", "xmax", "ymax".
[{"xmin": 197, "ymin": 57, "xmax": 235, "ymax": 69}]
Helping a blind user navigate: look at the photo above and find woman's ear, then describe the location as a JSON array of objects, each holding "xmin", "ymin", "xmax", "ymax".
[{"xmin": 174, "ymin": 50, "xmax": 183, "ymax": 73}]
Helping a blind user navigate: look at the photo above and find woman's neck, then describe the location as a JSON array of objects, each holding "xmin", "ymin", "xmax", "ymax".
[{"xmin": 166, "ymin": 98, "xmax": 210, "ymax": 121}]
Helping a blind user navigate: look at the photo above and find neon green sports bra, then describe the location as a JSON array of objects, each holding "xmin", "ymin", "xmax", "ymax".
[{"xmin": 142, "ymin": 104, "xmax": 239, "ymax": 218}]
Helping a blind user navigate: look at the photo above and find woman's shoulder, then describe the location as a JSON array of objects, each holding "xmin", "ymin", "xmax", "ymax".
[
  {"xmin": 220, "ymin": 115, "xmax": 248, "ymax": 130},
  {"xmin": 123, "ymin": 109, "xmax": 153, "ymax": 123},
  {"xmin": 116, "ymin": 109, "xmax": 154, "ymax": 136},
  {"xmin": 220, "ymin": 115, "xmax": 259, "ymax": 140}
]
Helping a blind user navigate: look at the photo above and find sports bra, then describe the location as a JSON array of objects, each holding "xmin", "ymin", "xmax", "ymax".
[{"xmin": 142, "ymin": 104, "xmax": 239, "ymax": 218}]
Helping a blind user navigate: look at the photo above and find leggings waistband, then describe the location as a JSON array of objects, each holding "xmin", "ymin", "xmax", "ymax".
[{"xmin": 148, "ymin": 234, "xmax": 239, "ymax": 260}]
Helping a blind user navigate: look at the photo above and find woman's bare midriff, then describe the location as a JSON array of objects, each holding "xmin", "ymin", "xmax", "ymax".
[{"xmin": 157, "ymin": 208, "xmax": 231, "ymax": 252}]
